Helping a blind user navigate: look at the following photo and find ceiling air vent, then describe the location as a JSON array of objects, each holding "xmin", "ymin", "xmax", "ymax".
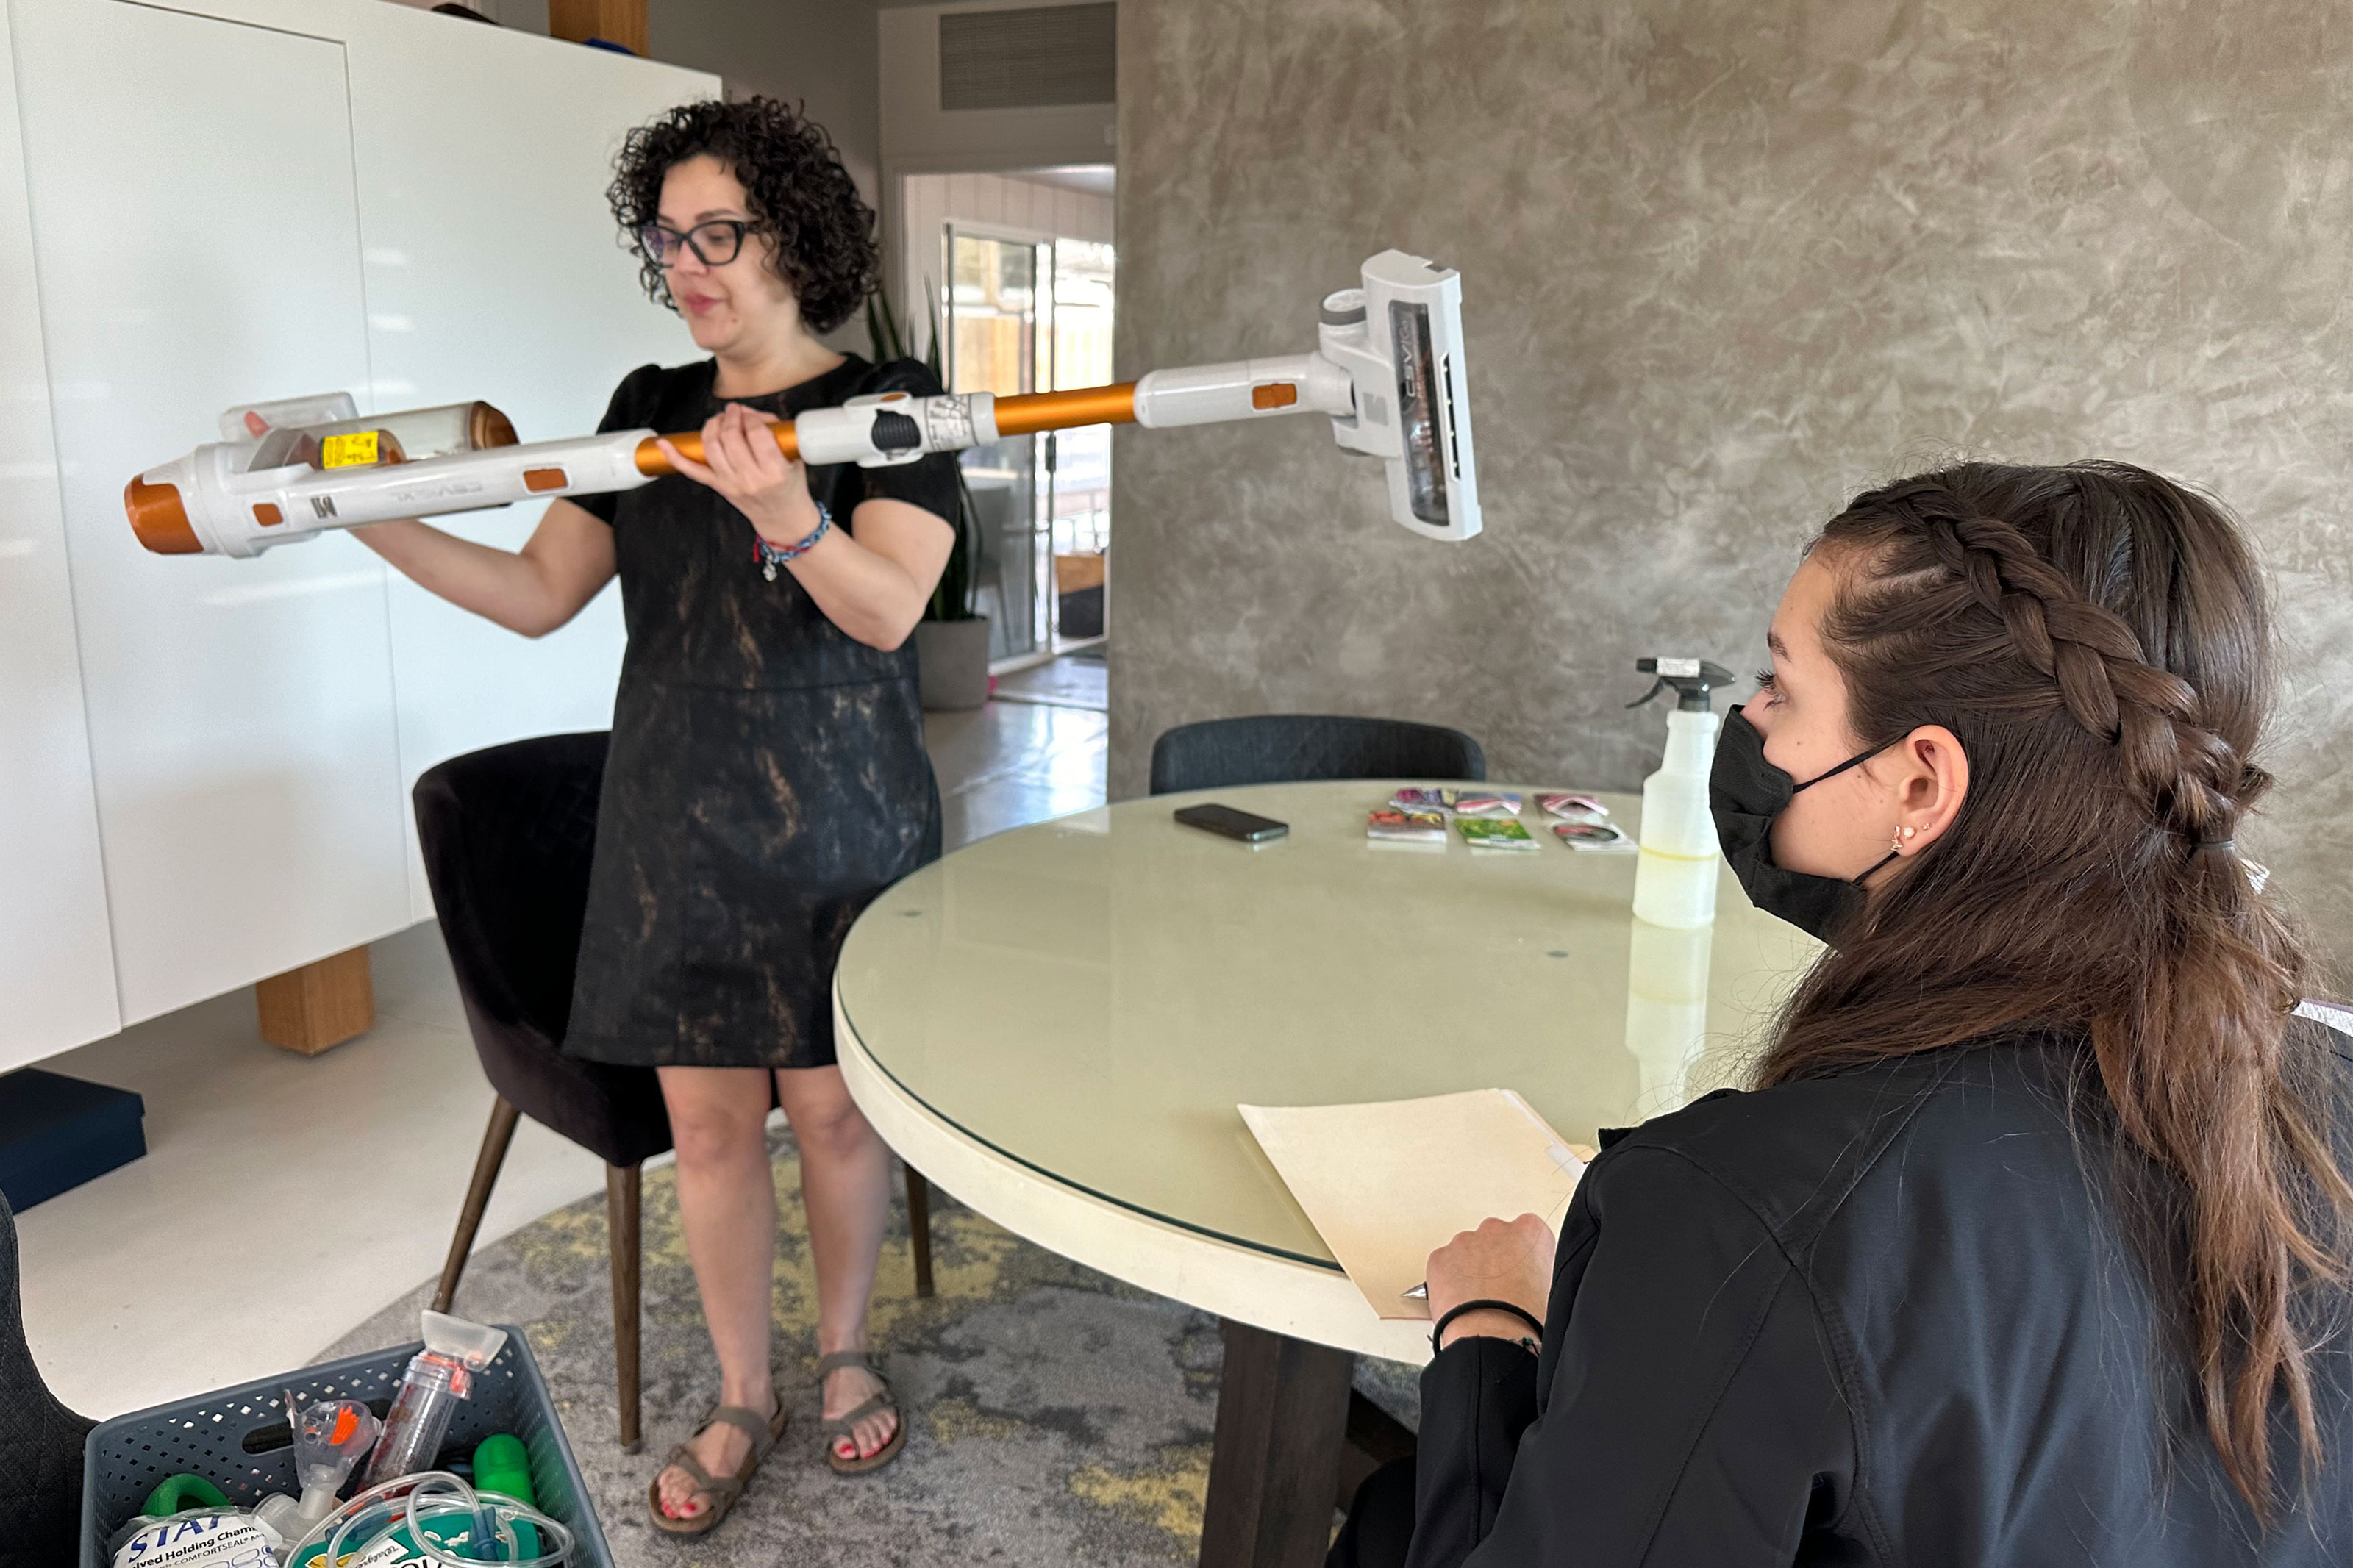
[{"xmin": 939, "ymin": 3, "xmax": 1117, "ymax": 112}]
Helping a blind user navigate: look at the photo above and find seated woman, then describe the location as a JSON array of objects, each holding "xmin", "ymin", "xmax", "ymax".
[{"xmin": 1334, "ymin": 462, "xmax": 2353, "ymax": 1566}]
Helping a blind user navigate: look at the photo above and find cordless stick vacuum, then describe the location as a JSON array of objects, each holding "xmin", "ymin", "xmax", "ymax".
[{"xmin": 123, "ymin": 251, "xmax": 1480, "ymax": 557}]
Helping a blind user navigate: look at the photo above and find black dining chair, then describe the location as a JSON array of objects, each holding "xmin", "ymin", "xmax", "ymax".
[
  {"xmin": 0, "ymin": 1189, "xmax": 90, "ymax": 1567},
  {"xmin": 1148, "ymin": 714, "xmax": 1487, "ymax": 796},
  {"xmin": 415, "ymin": 732, "xmax": 936, "ymax": 1453}
]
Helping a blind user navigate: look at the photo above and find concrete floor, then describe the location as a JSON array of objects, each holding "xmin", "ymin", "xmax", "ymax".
[{"xmin": 15, "ymin": 669, "xmax": 1108, "ymax": 1419}]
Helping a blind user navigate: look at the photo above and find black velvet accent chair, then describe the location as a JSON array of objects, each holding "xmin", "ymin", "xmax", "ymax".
[
  {"xmin": 1147, "ymin": 715, "xmax": 1488, "ymax": 796},
  {"xmin": 414, "ymin": 732, "xmax": 935, "ymax": 1452},
  {"xmin": 0, "ymin": 1190, "xmax": 89, "ymax": 1568}
]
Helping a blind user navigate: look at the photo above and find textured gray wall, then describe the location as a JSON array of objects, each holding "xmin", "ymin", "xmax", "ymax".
[{"xmin": 1113, "ymin": 0, "xmax": 2353, "ymax": 953}]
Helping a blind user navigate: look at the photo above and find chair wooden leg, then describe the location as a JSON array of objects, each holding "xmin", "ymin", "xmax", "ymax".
[
  {"xmin": 433, "ymin": 1097, "xmax": 521, "ymax": 1313},
  {"xmin": 905, "ymin": 1164, "xmax": 935, "ymax": 1299},
  {"xmin": 607, "ymin": 1161, "xmax": 642, "ymax": 1453}
]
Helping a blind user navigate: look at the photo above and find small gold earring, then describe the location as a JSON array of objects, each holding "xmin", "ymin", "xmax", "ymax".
[{"xmin": 1892, "ymin": 825, "xmax": 1918, "ymax": 853}]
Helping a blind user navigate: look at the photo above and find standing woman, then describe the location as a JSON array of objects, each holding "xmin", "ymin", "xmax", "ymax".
[{"xmin": 355, "ymin": 99, "xmax": 951, "ymax": 1531}]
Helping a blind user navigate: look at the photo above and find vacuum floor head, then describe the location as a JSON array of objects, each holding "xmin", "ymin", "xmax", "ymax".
[{"xmin": 1321, "ymin": 250, "xmax": 1480, "ymax": 541}]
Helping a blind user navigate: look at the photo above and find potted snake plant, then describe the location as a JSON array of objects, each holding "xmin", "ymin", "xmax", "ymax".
[{"xmin": 867, "ymin": 283, "xmax": 990, "ymax": 710}]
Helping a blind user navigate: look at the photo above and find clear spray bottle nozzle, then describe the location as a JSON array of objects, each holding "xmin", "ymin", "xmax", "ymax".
[{"xmin": 1627, "ymin": 657, "xmax": 1737, "ymax": 712}]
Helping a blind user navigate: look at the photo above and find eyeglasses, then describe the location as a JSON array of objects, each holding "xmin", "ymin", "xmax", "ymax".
[{"xmin": 638, "ymin": 219, "xmax": 751, "ymax": 268}]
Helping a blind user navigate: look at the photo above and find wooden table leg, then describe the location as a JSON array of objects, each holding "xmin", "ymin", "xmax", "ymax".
[
  {"xmin": 1200, "ymin": 1319, "xmax": 1354, "ymax": 1568},
  {"xmin": 1335, "ymin": 1389, "xmax": 1417, "ymax": 1511}
]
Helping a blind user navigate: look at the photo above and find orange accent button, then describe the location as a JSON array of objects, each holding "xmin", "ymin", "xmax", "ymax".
[
  {"xmin": 1252, "ymin": 382, "xmax": 1299, "ymax": 410},
  {"xmin": 523, "ymin": 468, "xmax": 569, "ymax": 492},
  {"xmin": 253, "ymin": 502, "xmax": 284, "ymax": 526}
]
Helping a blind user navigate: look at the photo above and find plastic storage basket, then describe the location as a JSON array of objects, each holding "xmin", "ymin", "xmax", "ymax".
[{"xmin": 79, "ymin": 1327, "xmax": 612, "ymax": 1568}]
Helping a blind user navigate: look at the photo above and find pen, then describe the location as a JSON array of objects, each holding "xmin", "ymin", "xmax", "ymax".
[{"xmin": 1401, "ymin": 1144, "xmax": 1590, "ymax": 1303}]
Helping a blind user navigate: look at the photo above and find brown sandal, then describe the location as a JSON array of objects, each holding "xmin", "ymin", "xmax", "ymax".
[
  {"xmin": 646, "ymin": 1397, "xmax": 787, "ymax": 1535},
  {"xmin": 818, "ymin": 1350, "xmax": 907, "ymax": 1475}
]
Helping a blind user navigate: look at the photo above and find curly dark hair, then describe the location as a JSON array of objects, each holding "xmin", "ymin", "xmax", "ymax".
[{"xmin": 607, "ymin": 96, "xmax": 877, "ymax": 334}]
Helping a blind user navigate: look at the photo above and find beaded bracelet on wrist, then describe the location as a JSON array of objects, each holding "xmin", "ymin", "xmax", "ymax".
[{"xmin": 753, "ymin": 501, "xmax": 832, "ymax": 580}]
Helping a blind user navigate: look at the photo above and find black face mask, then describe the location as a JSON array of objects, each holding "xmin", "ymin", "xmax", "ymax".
[{"xmin": 1708, "ymin": 706, "xmax": 1899, "ymax": 942}]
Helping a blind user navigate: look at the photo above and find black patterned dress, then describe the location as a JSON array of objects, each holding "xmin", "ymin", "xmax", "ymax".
[{"xmin": 564, "ymin": 354, "xmax": 955, "ymax": 1069}]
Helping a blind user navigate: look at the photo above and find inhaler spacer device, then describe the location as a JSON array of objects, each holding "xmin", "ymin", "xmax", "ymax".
[
  {"xmin": 124, "ymin": 250, "xmax": 1480, "ymax": 557},
  {"xmin": 360, "ymin": 1311, "xmax": 510, "ymax": 1490}
]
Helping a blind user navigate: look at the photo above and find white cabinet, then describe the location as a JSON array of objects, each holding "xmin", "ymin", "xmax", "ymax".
[
  {"xmin": 0, "ymin": 0, "xmax": 118, "ymax": 1068},
  {"xmin": 14, "ymin": 0, "xmax": 410, "ymax": 1025},
  {"xmin": 0, "ymin": 0, "xmax": 719, "ymax": 1048},
  {"xmin": 342, "ymin": 21, "xmax": 710, "ymax": 920}
]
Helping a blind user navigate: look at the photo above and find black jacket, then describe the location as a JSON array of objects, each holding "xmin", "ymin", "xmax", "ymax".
[{"xmin": 1406, "ymin": 1034, "xmax": 2353, "ymax": 1567}]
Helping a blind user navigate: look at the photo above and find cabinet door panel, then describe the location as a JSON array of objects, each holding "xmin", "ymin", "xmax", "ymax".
[
  {"xmin": 0, "ymin": 0, "xmax": 118, "ymax": 1065},
  {"xmin": 342, "ymin": 16, "xmax": 715, "ymax": 920},
  {"xmin": 14, "ymin": 0, "xmax": 408, "ymax": 1023}
]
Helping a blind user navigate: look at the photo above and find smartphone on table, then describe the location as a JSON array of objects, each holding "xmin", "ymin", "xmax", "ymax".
[{"xmin": 1174, "ymin": 802, "xmax": 1290, "ymax": 843}]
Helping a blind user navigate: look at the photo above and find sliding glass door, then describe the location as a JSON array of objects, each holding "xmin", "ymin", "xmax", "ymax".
[
  {"xmin": 945, "ymin": 226, "xmax": 1118, "ymax": 663},
  {"xmin": 947, "ymin": 228, "xmax": 1048, "ymax": 664},
  {"xmin": 1045, "ymin": 239, "xmax": 1113, "ymax": 648}
]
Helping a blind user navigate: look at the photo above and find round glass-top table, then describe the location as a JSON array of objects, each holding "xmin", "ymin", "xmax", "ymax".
[
  {"xmin": 835, "ymin": 780, "xmax": 1822, "ymax": 1568},
  {"xmin": 834, "ymin": 780, "xmax": 1821, "ymax": 1364}
]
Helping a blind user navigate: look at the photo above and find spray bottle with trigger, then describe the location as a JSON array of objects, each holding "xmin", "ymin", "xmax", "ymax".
[{"xmin": 1627, "ymin": 658, "xmax": 1736, "ymax": 930}]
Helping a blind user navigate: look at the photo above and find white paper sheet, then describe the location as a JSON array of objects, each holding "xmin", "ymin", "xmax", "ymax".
[{"xmin": 1239, "ymin": 1089, "xmax": 1588, "ymax": 1321}]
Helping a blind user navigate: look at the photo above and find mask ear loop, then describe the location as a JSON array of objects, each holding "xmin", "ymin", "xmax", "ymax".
[
  {"xmin": 1789, "ymin": 734, "xmax": 1899, "ymax": 795},
  {"xmin": 1854, "ymin": 847, "xmax": 1902, "ymax": 887},
  {"xmin": 1790, "ymin": 734, "xmax": 1904, "ymax": 888}
]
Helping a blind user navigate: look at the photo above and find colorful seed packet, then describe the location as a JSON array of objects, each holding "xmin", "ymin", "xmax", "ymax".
[
  {"xmin": 1553, "ymin": 821, "xmax": 1635, "ymax": 853},
  {"xmin": 1457, "ymin": 817, "xmax": 1540, "ymax": 851},
  {"xmin": 1389, "ymin": 787, "xmax": 1449, "ymax": 812},
  {"xmin": 1367, "ymin": 808, "xmax": 1447, "ymax": 843},
  {"xmin": 1441, "ymin": 790, "xmax": 1524, "ymax": 818},
  {"xmin": 1538, "ymin": 792, "xmax": 1609, "ymax": 820}
]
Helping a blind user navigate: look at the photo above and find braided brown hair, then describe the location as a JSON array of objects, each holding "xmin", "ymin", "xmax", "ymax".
[{"xmin": 1767, "ymin": 461, "xmax": 2352, "ymax": 1518}]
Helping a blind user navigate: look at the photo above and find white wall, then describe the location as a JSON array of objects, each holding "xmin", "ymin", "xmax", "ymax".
[
  {"xmin": 896, "ymin": 170, "xmax": 1114, "ymax": 329},
  {"xmin": 650, "ymin": 0, "xmax": 890, "ymax": 200},
  {"xmin": 0, "ymin": 0, "xmax": 716, "ymax": 1066},
  {"xmin": 879, "ymin": 2, "xmax": 1117, "ymax": 355},
  {"xmin": 879, "ymin": 1, "xmax": 1117, "ymax": 176}
]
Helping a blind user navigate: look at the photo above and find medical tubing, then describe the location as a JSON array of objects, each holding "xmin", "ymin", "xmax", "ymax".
[
  {"xmin": 296, "ymin": 1472, "xmax": 570, "ymax": 1568},
  {"xmin": 399, "ymin": 1473, "xmax": 572, "ymax": 1568}
]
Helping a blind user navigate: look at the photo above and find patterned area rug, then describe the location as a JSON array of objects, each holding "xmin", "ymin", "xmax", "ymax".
[{"xmin": 322, "ymin": 1128, "xmax": 1419, "ymax": 1566}]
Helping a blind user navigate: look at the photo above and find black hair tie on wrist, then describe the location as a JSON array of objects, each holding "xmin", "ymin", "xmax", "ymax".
[{"xmin": 1429, "ymin": 1298, "xmax": 1545, "ymax": 1356}]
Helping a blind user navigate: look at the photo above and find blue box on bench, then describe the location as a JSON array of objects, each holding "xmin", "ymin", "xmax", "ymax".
[{"xmin": 0, "ymin": 1067, "xmax": 146, "ymax": 1211}]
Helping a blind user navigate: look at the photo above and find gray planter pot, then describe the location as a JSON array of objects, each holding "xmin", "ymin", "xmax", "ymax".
[{"xmin": 915, "ymin": 617, "xmax": 992, "ymax": 711}]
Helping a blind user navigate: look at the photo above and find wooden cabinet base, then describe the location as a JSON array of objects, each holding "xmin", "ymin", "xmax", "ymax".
[
  {"xmin": 547, "ymin": 0, "xmax": 647, "ymax": 55},
  {"xmin": 255, "ymin": 945, "xmax": 374, "ymax": 1055}
]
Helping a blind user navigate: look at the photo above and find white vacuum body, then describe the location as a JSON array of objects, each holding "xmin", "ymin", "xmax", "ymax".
[{"xmin": 125, "ymin": 250, "xmax": 1482, "ymax": 556}]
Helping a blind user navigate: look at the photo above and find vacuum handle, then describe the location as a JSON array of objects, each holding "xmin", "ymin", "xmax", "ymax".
[
  {"xmin": 629, "ymin": 383, "xmax": 1143, "ymax": 477},
  {"xmin": 635, "ymin": 420, "xmax": 801, "ymax": 472}
]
